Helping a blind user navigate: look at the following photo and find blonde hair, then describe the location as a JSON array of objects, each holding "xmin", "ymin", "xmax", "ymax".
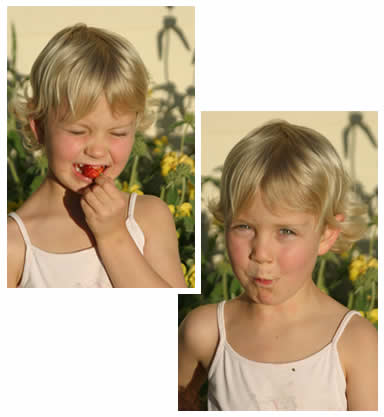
[
  {"xmin": 12, "ymin": 23, "xmax": 153, "ymax": 151},
  {"xmin": 211, "ymin": 120, "xmax": 367, "ymax": 253}
]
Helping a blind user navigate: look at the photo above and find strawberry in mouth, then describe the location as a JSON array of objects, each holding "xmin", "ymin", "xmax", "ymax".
[{"xmin": 74, "ymin": 163, "xmax": 107, "ymax": 179}]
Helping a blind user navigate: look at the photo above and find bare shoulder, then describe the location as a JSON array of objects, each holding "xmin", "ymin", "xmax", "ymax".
[
  {"xmin": 134, "ymin": 194, "xmax": 171, "ymax": 221},
  {"xmin": 338, "ymin": 312, "xmax": 377, "ymax": 376},
  {"xmin": 339, "ymin": 312, "xmax": 378, "ymax": 410},
  {"xmin": 340, "ymin": 313, "xmax": 377, "ymax": 350},
  {"xmin": 7, "ymin": 216, "xmax": 26, "ymax": 287},
  {"xmin": 179, "ymin": 303, "xmax": 220, "ymax": 369}
]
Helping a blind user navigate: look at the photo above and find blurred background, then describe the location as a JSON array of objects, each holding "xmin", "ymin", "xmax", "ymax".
[{"xmin": 7, "ymin": 6, "xmax": 196, "ymax": 288}]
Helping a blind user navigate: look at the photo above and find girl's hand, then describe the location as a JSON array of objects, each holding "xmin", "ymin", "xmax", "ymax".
[{"xmin": 80, "ymin": 175, "xmax": 128, "ymax": 242}]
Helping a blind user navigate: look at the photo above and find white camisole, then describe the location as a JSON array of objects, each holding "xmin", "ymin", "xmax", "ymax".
[
  {"xmin": 208, "ymin": 300, "xmax": 360, "ymax": 411},
  {"xmin": 8, "ymin": 193, "xmax": 144, "ymax": 288}
]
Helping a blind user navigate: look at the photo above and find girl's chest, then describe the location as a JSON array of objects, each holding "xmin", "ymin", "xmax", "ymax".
[
  {"xmin": 226, "ymin": 318, "xmax": 339, "ymax": 365},
  {"xmin": 28, "ymin": 217, "xmax": 95, "ymax": 253}
]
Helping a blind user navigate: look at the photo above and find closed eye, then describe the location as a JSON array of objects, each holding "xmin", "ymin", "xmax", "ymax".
[
  {"xmin": 69, "ymin": 130, "xmax": 86, "ymax": 135},
  {"xmin": 111, "ymin": 132, "xmax": 128, "ymax": 137}
]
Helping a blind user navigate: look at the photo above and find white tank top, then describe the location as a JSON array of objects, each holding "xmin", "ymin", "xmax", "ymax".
[
  {"xmin": 208, "ymin": 300, "xmax": 360, "ymax": 411},
  {"xmin": 8, "ymin": 193, "xmax": 145, "ymax": 288}
]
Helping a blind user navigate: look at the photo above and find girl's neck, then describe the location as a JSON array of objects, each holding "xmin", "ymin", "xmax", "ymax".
[{"xmin": 34, "ymin": 176, "xmax": 87, "ymax": 224}]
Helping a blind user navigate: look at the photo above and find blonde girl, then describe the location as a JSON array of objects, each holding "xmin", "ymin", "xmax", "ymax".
[
  {"xmin": 8, "ymin": 23, "xmax": 186, "ymax": 288},
  {"xmin": 179, "ymin": 120, "xmax": 377, "ymax": 410}
]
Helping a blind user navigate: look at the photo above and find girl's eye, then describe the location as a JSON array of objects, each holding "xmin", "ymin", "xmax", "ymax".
[
  {"xmin": 234, "ymin": 224, "xmax": 251, "ymax": 231},
  {"xmin": 280, "ymin": 228, "xmax": 295, "ymax": 236},
  {"xmin": 111, "ymin": 132, "xmax": 127, "ymax": 137},
  {"xmin": 69, "ymin": 130, "xmax": 85, "ymax": 135}
]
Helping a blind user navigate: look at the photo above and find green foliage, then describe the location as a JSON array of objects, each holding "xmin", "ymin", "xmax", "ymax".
[{"xmin": 7, "ymin": 9, "xmax": 195, "ymax": 287}]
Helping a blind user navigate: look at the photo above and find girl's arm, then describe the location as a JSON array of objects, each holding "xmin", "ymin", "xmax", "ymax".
[
  {"xmin": 81, "ymin": 175, "xmax": 186, "ymax": 288},
  {"xmin": 7, "ymin": 217, "xmax": 25, "ymax": 288},
  {"xmin": 341, "ymin": 315, "xmax": 378, "ymax": 410},
  {"xmin": 178, "ymin": 304, "xmax": 219, "ymax": 410}
]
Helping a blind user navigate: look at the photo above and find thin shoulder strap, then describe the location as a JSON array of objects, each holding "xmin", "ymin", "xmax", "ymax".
[
  {"xmin": 128, "ymin": 192, "xmax": 137, "ymax": 219},
  {"xmin": 8, "ymin": 212, "xmax": 32, "ymax": 245},
  {"xmin": 217, "ymin": 300, "xmax": 227, "ymax": 341},
  {"xmin": 332, "ymin": 310, "xmax": 362, "ymax": 344}
]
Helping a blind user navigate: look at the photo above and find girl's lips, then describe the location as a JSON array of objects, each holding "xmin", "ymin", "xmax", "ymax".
[{"xmin": 254, "ymin": 277, "xmax": 274, "ymax": 286}]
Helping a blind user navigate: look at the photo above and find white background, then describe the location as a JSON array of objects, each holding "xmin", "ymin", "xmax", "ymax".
[{"xmin": 1, "ymin": 0, "xmax": 383, "ymax": 416}]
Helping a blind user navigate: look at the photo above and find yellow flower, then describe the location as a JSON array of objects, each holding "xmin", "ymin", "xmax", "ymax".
[
  {"xmin": 367, "ymin": 258, "xmax": 378, "ymax": 269},
  {"xmin": 160, "ymin": 152, "xmax": 195, "ymax": 177},
  {"xmin": 366, "ymin": 309, "xmax": 378, "ymax": 324},
  {"xmin": 176, "ymin": 202, "xmax": 193, "ymax": 218},
  {"xmin": 168, "ymin": 204, "xmax": 175, "ymax": 215},
  {"xmin": 178, "ymin": 154, "xmax": 195, "ymax": 173},
  {"xmin": 181, "ymin": 263, "xmax": 187, "ymax": 276},
  {"xmin": 349, "ymin": 255, "xmax": 367, "ymax": 282},
  {"xmin": 185, "ymin": 264, "xmax": 195, "ymax": 288},
  {"xmin": 161, "ymin": 151, "xmax": 178, "ymax": 176},
  {"xmin": 127, "ymin": 184, "xmax": 144, "ymax": 195},
  {"xmin": 188, "ymin": 183, "xmax": 195, "ymax": 201},
  {"xmin": 349, "ymin": 255, "xmax": 378, "ymax": 282}
]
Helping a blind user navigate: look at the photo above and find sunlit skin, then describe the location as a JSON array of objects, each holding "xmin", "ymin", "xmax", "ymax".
[
  {"xmin": 38, "ymin": 95, "xmax": 137, "ymax": 195},
  {"xmin": 226, "ymin": 191, "xmax": 340, "ymax": 317},
  {"xmin": 28, "ymin": 95, "xmax": 138, "ymax": 243}
]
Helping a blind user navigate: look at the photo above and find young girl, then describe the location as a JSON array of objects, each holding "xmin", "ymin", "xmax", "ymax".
[
  {"xmin": 179, "ymin": 120, "xmax": 377, "ymax": 410},
  {"xmin": 8, "ymin": 23, "xmax": 186, "ymax": 288}
]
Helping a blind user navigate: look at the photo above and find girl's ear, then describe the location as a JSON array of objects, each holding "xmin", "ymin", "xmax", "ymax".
[
  {"xmin": 318, "ymin": 214, "xmax": 344, "ymax": 256},
  {"xmin": 29, "ymin": 119, "xmax": 44, "ymax": 144}
]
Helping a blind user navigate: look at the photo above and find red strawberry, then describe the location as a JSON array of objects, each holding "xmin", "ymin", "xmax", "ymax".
[{"xmin": 82, "ymin": 165, "xmax": 105, "ymax": 179}]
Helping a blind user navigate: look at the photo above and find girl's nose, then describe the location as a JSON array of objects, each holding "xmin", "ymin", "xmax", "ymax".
[
  {"xmin": 84, "ymin": 134, "xmax": 108, "ymax": 158},
  {"xmin": 249, "ymin": 235, "xmax": 273, "ymax": 264}
]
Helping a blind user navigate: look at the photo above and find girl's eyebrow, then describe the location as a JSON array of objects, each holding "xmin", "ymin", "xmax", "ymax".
[{"xmin": 63, "ymin": 121, "xmax": 135, "ymax": 129}]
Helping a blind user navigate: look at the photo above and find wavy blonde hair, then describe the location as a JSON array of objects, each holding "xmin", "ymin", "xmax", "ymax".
[
  {"xmin": 211, "ymin": 120, "xmax": 368, "ymax": 253},
  {"xmin": 11, "ymin": 23, "xmax": 153, "ymax": 151}
]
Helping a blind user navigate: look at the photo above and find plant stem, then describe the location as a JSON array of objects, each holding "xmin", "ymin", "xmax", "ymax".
[
  {"xmin": 222, "ymin": 271, "xmax": 228, "ymax": 301},
  {"xmin": 180, "ymin": 123, "xmax": 187, "ymax": 153},
  {"xmin": 7, "ymin": 156, "xmax": 20, "ymax": 185},
  {"xmin": 368, "ymin": 281, "xmax": 376, "ymax": 311},
  {"xmin": 316, "ymin": 257, "xmax": 328, "ymax": 293},
  {"xmin": 160, "ymin": 185, "xmax": 165, "ymax": 201},
  {"xmin": 129, "ymin": 155, "xmax": 139, "ymax": 188},
  {"xmin": 164, "ymin": 29, "xmax": 170, "ymax": 84},
  {"xmin": 347, "ymin": 291, "xmax": 354, "ymax": 309},
  {"xmin": 179, "ymin": 177, "xmax": 186, "ymax": 205},
  {"xmin": 368, "ymin": 225, "xmax": 376, "ymax": 257}
]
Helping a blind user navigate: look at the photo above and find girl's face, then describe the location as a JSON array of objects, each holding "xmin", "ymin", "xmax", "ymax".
[
  {"xmin": 42, "ymin": 95, "xmax": 136, "ymax": 193},
  {"xmin": 226, "ymin": 192, "xmax": 337, "ymax": 307}
]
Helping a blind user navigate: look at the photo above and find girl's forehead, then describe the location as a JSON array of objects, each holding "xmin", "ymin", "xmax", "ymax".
[
  {"xmin": 235, "ymin": 192, "xmax": 316, "ymax": 225},
  {"xmin": 50, "ymin": 95, "xmax": 137, "ymax": 127}
]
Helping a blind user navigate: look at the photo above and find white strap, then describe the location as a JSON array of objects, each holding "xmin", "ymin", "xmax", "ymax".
[
  {"xmin": 217, "ymin": 300, "xmax": 227, "ymax": 340},
  {"xmin": 332, "ymin": 310, "xmax": 361, "ymax": 344},
  {"xmin": 128, "ymin": 192, "xmax": 137, "ymax": 219},
  {"xmin": 8, "ymin": 212, "xmax": 32, "ymax": 245}
]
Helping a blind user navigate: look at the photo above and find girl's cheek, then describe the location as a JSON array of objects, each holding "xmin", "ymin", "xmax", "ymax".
[
  {"xmin": 278, "ymin": 243, "xmax": 317, "ymax": 274},
  {"xmin": 226, "ymin": 234, "xmax": 249, "ymax": 265}
]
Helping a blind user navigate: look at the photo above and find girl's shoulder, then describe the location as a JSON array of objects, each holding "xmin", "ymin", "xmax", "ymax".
[
  {"xmin": 7, "ymin": 215, "xmax": 26, "ymax": 287},
  {"xmin": 133, "ymin": 194, "xmax": 177, "ymax": 236},
  {"xmin": 179, "ymin": 303, "xmax": 220, "ymax": 369},
  {"xmin": 338, "ymin": 310, "xmax": 377, "ymax": 353}
]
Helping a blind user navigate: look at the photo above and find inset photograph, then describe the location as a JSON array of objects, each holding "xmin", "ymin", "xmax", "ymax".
[
  {"xmin": 179, "ymin": 111, "xmax": 378, "ymax": 411},
  {"xmin": 7, "ymin": 6, "xmax": 195, "ymax": 288}
]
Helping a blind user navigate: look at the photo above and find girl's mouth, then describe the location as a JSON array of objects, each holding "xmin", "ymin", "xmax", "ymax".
[
  {"xmin": 74, "ymin": 163, "xmax": 108, "ymax": 179},
  {"xmin": 254, "ymin": 277, "xmax": 274, "ymax": 286}
]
